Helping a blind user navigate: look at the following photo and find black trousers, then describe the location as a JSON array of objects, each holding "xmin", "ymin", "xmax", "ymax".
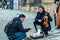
[{"xmin": 33, "ymin": 21, "xmax": 48, "ymax": 35}]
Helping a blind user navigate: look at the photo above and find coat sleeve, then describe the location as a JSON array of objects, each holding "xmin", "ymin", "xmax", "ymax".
[
  {"xmin": 35, "ymin": 13, "xmax": 39, "ymax": 21},
  {"xmin": 18, "ymin": 22, "xmax": 30, "ymax": 33},
  {"xmin": 48, "ymin": 13, "xmax": 52, "ymax": 21}
]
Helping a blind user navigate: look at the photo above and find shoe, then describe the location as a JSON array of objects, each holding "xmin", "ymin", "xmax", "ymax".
[{"xmin": 40, "ymin": 32, "xmax": 45, "ymax": 36}]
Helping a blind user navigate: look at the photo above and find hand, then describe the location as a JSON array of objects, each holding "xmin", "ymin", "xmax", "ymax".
[
  {"xmin": 38, "ymin": 19, "xmax": 42, "ymax": 22},
  {"xmin": 44, "ymin": 16, "xmax": 48, "ymax": 19},
  {"xmin": 26, "ymin": 28, "xmax": 31, "ymax": 30},
  {"xmin": 28, "ymin": 28, "xmax": 31, "ymax": 30}
]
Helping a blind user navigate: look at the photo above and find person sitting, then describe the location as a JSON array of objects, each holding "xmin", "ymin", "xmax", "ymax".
[{"xmin": 33, "ymin": 6, "xmax": 52, "ymax": 36}]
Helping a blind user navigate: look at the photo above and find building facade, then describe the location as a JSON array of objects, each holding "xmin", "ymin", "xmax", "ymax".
[
  {"xmin": 18, "ymin": 0, "xmax": 42, "ymax": 12},
  {"xmin": 0, "ymin": 0, "xmax": 56, "ymax": 15},
  {"xmin": 18, "ymin": 0, "xmax": 56, "ymax": 15}
]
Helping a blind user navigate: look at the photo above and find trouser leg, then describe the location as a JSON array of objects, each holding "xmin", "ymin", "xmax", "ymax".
[
  {"xmin": 33, "ymin": 21, "xmax": 38, "ymax": 32},
  {"xmin": 9, "ymin": 32, "xmax": 26, "ymax": 40},
  {"xmin": 15, "ymin": 32, "xmax": 26, "ymax": 40},
  {"xmin": 43, "ymin": 30, "xmax": 48, "ymax": 36}
]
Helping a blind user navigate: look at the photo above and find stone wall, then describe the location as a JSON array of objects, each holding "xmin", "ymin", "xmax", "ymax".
[
  {"xmin": 42, "ymin": 0, "xmax": 56, "ymax": 15},
  {"xmin": 18, "ymin": 0, "xmax": 56, "ymax": 15}
]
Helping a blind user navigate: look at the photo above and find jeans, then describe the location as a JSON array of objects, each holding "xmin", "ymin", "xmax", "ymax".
[{"xmin": 9, "ymin": 32, "xmax": 26, "ymax": 40}]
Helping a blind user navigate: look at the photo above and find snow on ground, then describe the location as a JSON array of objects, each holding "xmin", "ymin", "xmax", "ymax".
[{"xmin": 0, "ymin": 9, "xmax": 60, "ymax": 40}]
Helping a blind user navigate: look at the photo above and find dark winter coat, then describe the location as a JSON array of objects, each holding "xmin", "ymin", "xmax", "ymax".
[
  {"xmin": 35, "ymin": 11, "xmax": 52, "ymax": 31},
  {"xmin": 7, "ymin": 18, "xmax": 30, "ymax": 36},
  {"xmin": 13, "ymin": 17, "xmax": 20, "ymax": 22}
]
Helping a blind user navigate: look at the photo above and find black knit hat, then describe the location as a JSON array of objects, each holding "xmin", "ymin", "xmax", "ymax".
[{"xmin": 19, "ymin": 14, "xmax": 25, "ymax": 18}]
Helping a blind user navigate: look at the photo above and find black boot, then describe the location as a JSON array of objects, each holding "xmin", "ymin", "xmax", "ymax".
[
  {"xmin": 44, "ymin": 31, "xmax": 48, "ymax": 37},
  {"xmin": 40, "ymin": 31, "xmax": 44, "ymax": 36}
]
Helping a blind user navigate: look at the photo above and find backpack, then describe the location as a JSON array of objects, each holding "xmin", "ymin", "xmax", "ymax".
[
  {"xmin": 4, "ymin": 21, "xmax": 13, "ymax": 34},
  {"xmin": 4, "ymin": 17, "xmax": 19, "ymax": 34}
]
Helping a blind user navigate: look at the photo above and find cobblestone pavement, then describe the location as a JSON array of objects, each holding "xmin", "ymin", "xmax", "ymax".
[{"xmin": 0, "ymin": 10, "xmax": 60, "ymax": 40}]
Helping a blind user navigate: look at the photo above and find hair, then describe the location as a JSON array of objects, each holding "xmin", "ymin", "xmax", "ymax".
[
  {"xmin": 38, "ymin": 5, "xmax": 45, "ymax": 11},
  {"xmin": 19, "ymin": 14, "xmax": 25, "ymax": 18}
]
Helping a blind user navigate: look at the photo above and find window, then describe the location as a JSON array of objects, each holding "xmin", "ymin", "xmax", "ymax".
[
  {"xmin": 23, "ymin": 0, "xmax": 26, "ymax": 6},
  {"xmin": 28, "ymin": 0, "xmax": 42, "ymax": 6},
  {"xmin": 19, "ymin": 0, "xmax": 42, "ymax": 7},
  {"xmin": 29, "ymin": 0, "xmax": 35, "ymax": 6},
  {"xmin": 34, "ymin": 0, "xmax": 42, "ymax": 6},
  {"xmin": 19, "ymin": 0, "xmax": 26, "ymax": 7}
]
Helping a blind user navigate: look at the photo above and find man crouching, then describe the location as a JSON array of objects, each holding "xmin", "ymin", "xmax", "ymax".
[{"xmin": 4, "ymin": 14, "xmax": 31, "ymax": 40}]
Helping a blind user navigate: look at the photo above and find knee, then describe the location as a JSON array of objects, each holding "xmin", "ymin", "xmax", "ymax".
[
  {"xmin": 23, "ymin": 33, "xmax": 26, "ymax": 38},
  {"xmin": 19, "ymin": 33, "xmax": 26, "ymax": 40}
]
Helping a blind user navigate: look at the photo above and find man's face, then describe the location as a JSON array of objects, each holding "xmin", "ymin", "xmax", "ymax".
[
  {"xmin": 20, "ymin": 17, "xmax": 25, "ymax": 22},
  {"xmin": 38, "ymin": 8, "xmax": 44, "ymax": 13}
]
